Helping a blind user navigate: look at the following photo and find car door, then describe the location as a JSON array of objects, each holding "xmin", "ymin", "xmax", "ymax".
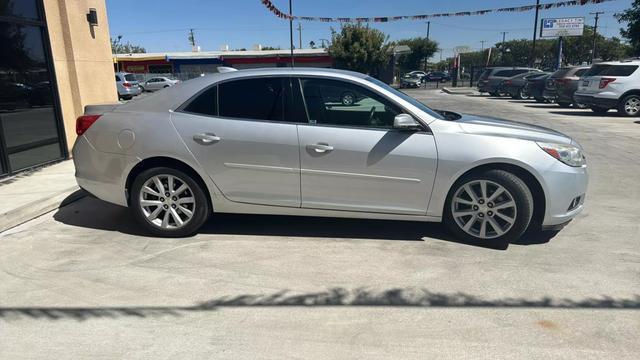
[
  {"xmin": 295, "ymin": 77, "xmax": 438, "ymax": 215},
  {"xmin": 147, "ymin": 78, "xmax": 160, "ymax": 91},
  {"xmin": 171, "ymin": 76, "xmax": 304, "ymax": 207}
]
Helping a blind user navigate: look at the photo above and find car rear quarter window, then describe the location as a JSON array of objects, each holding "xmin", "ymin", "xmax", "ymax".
[
  {"xmin": 183, "ymin": 85, "xmax": 218, "ymax": 116},
  {"xmin": 124, "ymin": 74, "xmax": 136, "ymax": 82},
  {"xmin": 585, "ymin": 64, "xmax": 639, "ymax": 77}
]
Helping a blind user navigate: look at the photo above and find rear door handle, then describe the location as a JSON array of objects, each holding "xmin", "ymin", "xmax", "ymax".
[
  {"xmin": 193, "ymin": 133, "xmax": 221, "ymax": 144},
  {"xmin": 307, "ymin": 143, "xmax": 334, "ymax": 153}
]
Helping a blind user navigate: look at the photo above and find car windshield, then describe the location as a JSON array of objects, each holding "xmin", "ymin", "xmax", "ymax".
[{"xmin": 365, "ymin": 76, "xmax": 444, "ymax": 120}]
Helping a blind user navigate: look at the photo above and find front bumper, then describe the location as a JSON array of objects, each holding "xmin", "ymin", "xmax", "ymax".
[
  {"xmin": 541, "ymin": 161, "xmax": 588, "ymax": 226},
  {"xmin": 573, "ymin": 94, "xmax": 618, "ymax": 109}
]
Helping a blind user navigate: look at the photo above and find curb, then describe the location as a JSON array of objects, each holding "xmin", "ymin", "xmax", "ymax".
[
  {"xmin": 0, "ymin": 186, "xmax": 86, "ymax": 233},
  {"xmin": 442, "ymin": 87, "xmax": 477, "ymax": 95}
]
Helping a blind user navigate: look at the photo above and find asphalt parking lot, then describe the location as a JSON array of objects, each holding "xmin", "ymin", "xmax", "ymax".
[{"xmin": 1, "ymin": 90, "xmax": 638, "ymax": 359}]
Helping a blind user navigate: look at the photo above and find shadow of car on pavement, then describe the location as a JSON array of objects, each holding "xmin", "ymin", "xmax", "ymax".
[{"xmin": 54, "ymin": 194, "xmax": 558, "ymax": 250}]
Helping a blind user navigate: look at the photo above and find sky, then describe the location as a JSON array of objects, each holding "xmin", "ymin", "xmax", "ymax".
[{"xmin": 106, "ymin": 0, "xmax": 634, "ymax": 59}]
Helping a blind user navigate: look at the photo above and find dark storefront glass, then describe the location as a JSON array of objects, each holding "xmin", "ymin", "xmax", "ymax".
[
  {"xmin": 0, "ymin": 1, "xmax": 63, "ymax": 176},
  {"xmin": 0, "ymin": 0, "xmax": 40, "ymax": 20}
]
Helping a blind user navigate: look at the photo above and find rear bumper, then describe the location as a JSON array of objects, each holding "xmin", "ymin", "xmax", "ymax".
[
  {"xmin": 543, "ymin": 89, "xmax": 558, "ymax": 101},
  {"xmin": 72, "ymin": 135, "xmax": 138, "ymax": 207},
  {"xmin": 573, "ymin": 94, "xmax": 618, "ymax": 109}
]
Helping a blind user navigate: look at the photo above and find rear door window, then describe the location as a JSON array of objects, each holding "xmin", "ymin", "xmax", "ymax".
[
  {"xmin": 183, "ymin": 85, "xmax": 217, "ymax": 116},
  {"xmin": 493, "ymin": 70, "xmax": 513, "ymax": 77},
  {"xmin": 218, "ymin": 77, "xmax": 286, "ymax": 121}
]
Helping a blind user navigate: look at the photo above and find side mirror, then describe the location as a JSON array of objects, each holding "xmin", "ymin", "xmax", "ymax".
[{"xmin": 393, "ymin": 114, "xmax": 422, "ymax": 131}]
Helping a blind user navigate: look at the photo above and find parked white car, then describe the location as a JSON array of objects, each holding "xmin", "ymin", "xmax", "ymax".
[
  {"xmin": 574, "ymin": 60, "xmax": 640, "ymax": 116},
  {"xmin": 140, "ymin": 77, "xmax": 180, "ymax": 92},
  {"xmin": 115, "ymin": 72, "xmax": 141, "ymax": 100}
]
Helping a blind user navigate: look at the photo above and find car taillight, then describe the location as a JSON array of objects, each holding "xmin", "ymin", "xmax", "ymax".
[
  {"xmin": 122, "ymin": 82, "xmax": 131, "ymax": 88},
  {"xmin": 599, "ymin": 78, "xmax": 615, "ymax": 89},
  {"xmin": 76, "ymin": 115, "xmax": 101, "ymax": 135}
]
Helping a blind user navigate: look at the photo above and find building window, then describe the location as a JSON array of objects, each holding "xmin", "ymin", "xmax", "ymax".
[{"xmin": 0, "ymin": 0, "xmax": 64, "ymax": 176}]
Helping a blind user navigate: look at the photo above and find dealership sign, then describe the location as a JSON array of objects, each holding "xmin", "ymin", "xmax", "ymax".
[{"xmin": 541, "ymin": 17, "xmax": 585, "ymax": 38}]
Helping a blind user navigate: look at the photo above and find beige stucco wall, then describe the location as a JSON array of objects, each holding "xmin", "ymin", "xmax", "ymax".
[{"xmin": 43, "ymin": 0, "xmax": 117, "ymax": 152}]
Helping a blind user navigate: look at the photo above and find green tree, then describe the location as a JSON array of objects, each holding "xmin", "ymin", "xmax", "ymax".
[
  {"xmin": 328, "ymin": 23, "xmax": 390, "ymax": 75},
  {"xmin": 262, "ymin": 46, "xmax": 281, "ymax": 50},
  {"xmin": 615, "ymin": 0, "xmax": 640, "ymax": 55},
  {"xmin": 111, "ymin": 37, "xmax": 146, "ymax": 54},
  {"xmin": 392, "ymin": 37, "xmax": 438, "ymax": 72}
]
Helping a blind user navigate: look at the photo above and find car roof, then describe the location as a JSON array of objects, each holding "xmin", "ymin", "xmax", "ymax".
[
  {"xmin": 593, "ymin": 59, "xmax": 640, "ymax": 65},
  {"xmin": 118, "ymin": 67, "xmax": 371, "ymax": 112}
]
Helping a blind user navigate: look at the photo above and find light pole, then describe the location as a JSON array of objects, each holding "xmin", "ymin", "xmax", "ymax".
[
  {"xmin": 289, "ymin": 0, "xmax": 294, "ymax": 67},
  {"xmin": 531, "ymin": 0, "xmax": 541, "ymax": 67},
  {"xmin": 590, "ymin": 11, "xmax": 604, "ymax": 63}
]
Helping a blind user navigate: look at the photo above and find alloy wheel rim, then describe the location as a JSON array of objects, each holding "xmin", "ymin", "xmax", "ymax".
[
  {"xmin": 139, "ymin": 174, "xmax": 195, "ymax": 230},
  {"xmin": 343, "ymin": 94, "xmax": 354, "ymax": 105},
  {"xmin": 625, "ymin": 98, "xmax": 640, "ymax": 115},
  {"xmin": 451, "ymin": 180, "xmax": 517, "ymax": 239}
]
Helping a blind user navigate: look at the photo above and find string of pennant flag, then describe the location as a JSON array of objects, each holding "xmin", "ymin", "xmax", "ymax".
[{"xmin": 260, "ymin": 0, "xmax": 615, "ymax": 22}]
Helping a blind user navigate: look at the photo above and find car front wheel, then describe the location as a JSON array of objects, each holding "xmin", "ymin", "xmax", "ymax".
[
  {"xmin": 444, "ymin": 170, "xmax": 533, "ymax": 248},
  {"xmin": 131, "ymin": 167, "xmax": 210, "ymax": 237},
  {"xmin": 618, "ymin": 95, "xmax": 640, "ymax": 117}
]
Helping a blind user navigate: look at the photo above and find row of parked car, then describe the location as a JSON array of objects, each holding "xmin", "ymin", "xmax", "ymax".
[
  {"xmin": 115, "ymin": 72, "xmax": 179, "ymax": 100},
  {"xmin": 477, "ymin": 59, "xmax": 640, "ymax": 117},
  {"xmin": 400, "ymin": 70, "xmax": 452, "ymax": 88}
]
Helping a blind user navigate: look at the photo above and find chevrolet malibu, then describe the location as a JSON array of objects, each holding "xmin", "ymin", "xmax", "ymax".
[{"xmin": 73, "ymin": 68, "xmax": 588, "ymax": 247}]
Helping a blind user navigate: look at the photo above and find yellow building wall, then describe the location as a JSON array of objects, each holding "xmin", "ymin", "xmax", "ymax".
[{"xmin": 43, "ymin": 0, "xmax": 117, "ymax": 152}]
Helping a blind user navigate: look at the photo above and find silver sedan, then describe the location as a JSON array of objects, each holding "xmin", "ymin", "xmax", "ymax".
[{"xmin": 72, "ymin": 68, "xmax": 588, "ymax": 247}]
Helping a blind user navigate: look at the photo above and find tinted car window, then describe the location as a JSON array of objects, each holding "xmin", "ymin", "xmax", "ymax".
[
  {"xmin": 585, "ymin": 64, "xmax": 639, "ymax": 77},
  {"xmin": 115, "ymin": 75, "xmax": 120, "ymax": 82},
  {"xmin": 511, "ymin": 69, "xmax": 531, "ymax": 76},
  {"xmin": 493, "ymin": 70, "xmax": 514, "ymax": 77},
  {"xmin": 124, "ymin": 74, "xmax": 137, "ymax": 82},
  {"xmin": 183, "ymin": 85, "xmax": 217, "ymax": 116},
  {"xmin": 574, "ymin": 68, "xmax": 588, "ymax": 77},
  {"xmin": 219, "ymin": 77, "xmax": 285, "ymax": 121},
  {"xmin": 300, "ymin": 78, "xmax": 401, "ymax": 129}
]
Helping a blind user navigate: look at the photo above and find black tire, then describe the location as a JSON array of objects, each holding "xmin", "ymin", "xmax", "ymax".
[
  {"xmin": 131, "ymin": 167, "xmax": 210, "ymax": 237},
  {"xmin": 489, "ymin": 91, "xmax": 500, "ymax": 97},
  {"xmin": 557, "ymin": 102, "xmax": 572, "ymax": 108},
  {"xmin": 121, "ymin": 95, "xmax": 132, "ymax": 100},
  {"xmin": 444, "ymin": 170, "xmax": 534, "ymax": 248},
  {"xmin": 163, "ymin": 85, "xmax": 170, "ymax": 88},
  {"xmin": 515, "ymin": 88, "xmax": 530, "ymax": 100},
  {"xmin": 573, "ymin": 102, "xmax": 588, "ymax": 109},
  {"xmin": 341, "ymin": 92, "xmax": 356, "ymax": 106},
  {"xmin": 590, "ymin": 106, "xmax": 609, "ymax": 114},
  {"xmin": 534, "ymin": 97, "xmax": 545, "ymax": 103},
  {"xmin": 139, "ymin": 86, "xmax": 145, "ymax": 92},
  {"xmin": 617, "ymin": 94, "xmax": 640, "ymax": 117}
]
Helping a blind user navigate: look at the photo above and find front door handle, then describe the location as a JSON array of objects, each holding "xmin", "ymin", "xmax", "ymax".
[
  {"xmin": 193, "ymin": 133, "xmax": 221, "ymax": 144},
  {"xmin": 307, "ymin": 143, "xmax": 334, "ymax": 153}
]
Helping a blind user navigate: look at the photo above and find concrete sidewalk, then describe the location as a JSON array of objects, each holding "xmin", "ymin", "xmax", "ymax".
[{"xmin": 0, "ymin": 161, "xmax": 84, "ymax": 232}]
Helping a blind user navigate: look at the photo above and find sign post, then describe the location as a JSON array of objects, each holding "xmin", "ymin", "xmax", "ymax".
[{"xmin": 540, "ymin": 17, "xmax": 584, "ymax": 69}]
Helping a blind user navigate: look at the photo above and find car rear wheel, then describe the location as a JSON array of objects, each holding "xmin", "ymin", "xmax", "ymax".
[
  {"xmin": 444, "ymin": 170, "xmax": 533, "ymax": 248},
  {"xmin": 618, "ymin": 95, "xmax": 640, "ymax": 117},
  {"xmin": 590, "ymin": 106, "xmax": 609, "ymax": 114},
  {"xmin": 341, "ymin": 92, "xmax": 356, "ymax": 106},
  {"xmin": 131, "ymin": 167, "xmax": 210, "ymax": 237},
  {"xmin": 517, "ymin": 88, "xmax": 530, "ymax": 100}
]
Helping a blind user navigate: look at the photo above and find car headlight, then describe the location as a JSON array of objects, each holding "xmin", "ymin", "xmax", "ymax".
[{"xmin": 537, "ymin": 142, "xmax": 586, "ymax": 167}]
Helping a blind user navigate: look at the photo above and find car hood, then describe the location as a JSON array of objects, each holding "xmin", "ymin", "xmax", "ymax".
[{"xmin": 456, "ymin": 114, "xmax": 573, "ymax": 145}]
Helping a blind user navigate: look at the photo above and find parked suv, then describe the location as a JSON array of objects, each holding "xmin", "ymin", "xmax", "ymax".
[
  {"xmin": 478, "ymin": 67, "xmax": 540, "ymax": 96},
  {"xmin": 115, "ymin": 72, "xmax": 141, "ymax": 100},
  {"xmin": 543, "ymin": 66, "xmax": 590, "ymax": 108},
  {"xmin": 574, "ymin": 60, "xmax": 640, "ymax": 116}
]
